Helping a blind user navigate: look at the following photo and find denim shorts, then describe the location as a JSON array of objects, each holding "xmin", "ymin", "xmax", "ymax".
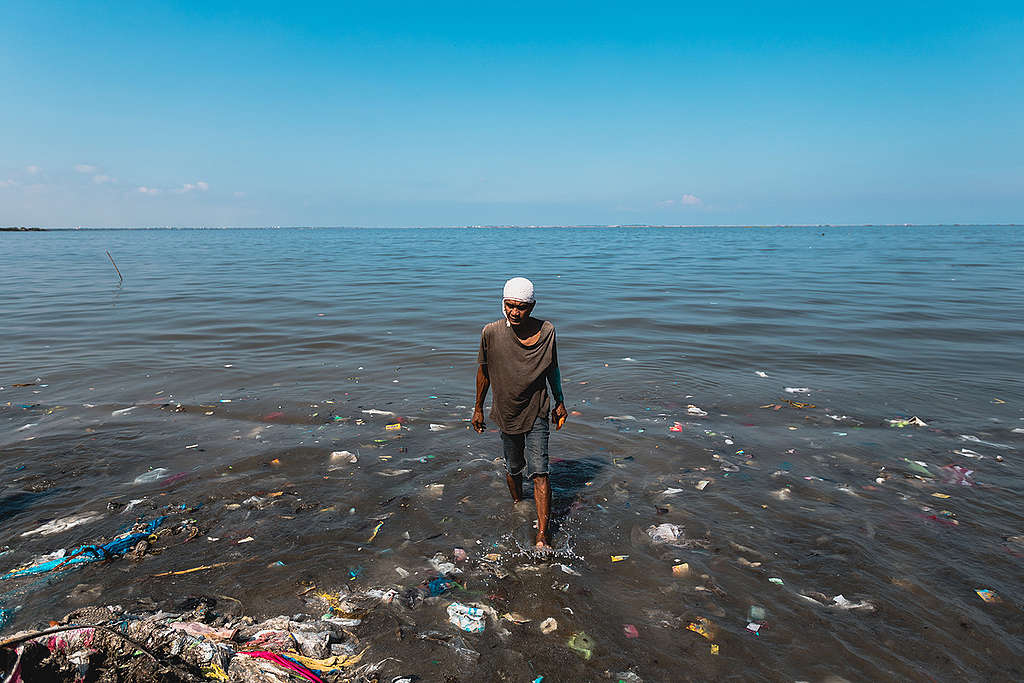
[{"xmin": 500, "ymin": 416, "xmax": 550, "ymax": 478}]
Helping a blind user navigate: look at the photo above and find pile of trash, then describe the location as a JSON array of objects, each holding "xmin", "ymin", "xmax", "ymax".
[{"xmin": 0, "ymin": 599, "xmax": 394, "ymax": 682}]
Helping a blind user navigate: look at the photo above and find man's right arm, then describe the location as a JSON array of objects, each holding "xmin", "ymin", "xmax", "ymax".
[{"xmin": 472, "ymin": 364, "xmax": 490, "ymax": 433}]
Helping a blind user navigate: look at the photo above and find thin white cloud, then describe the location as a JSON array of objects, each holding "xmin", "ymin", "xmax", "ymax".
[
  {"xmin": 172, "ymin": 180, "xmax": 210, "ymax": 194},
  {"xmin": 74, "ymin": 164, "xmax": 98, "ymax": 174},
  {"xmin": 25, "ymin": 165, "xmax": 40, "ymax": 175},
  {"xmin": 137, "ymin": 186, "xmax": 161, "ymax": 195},
  {"xmin": 660, "ymin": 194, "xmax": 703, "ymax": 207},
  {"xmin": 0, "ymin": 179, "xmax": 17, "ymax": 188},
  {"xmin": 92, "ymin": 174, "xmax": 116, "ymax": 184}
]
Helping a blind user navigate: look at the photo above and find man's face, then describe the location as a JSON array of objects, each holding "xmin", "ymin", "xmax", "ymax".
[{"xmin": 504, "ymin": 299, "xmax": 535, "ymax": 327}]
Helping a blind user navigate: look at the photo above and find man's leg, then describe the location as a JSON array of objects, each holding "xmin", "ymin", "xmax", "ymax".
[
  {"xmin": 506, "ymin": 472, "xmax": 523, "ymax": 503},
  {"xmin": 533, "ymin": 474, "xmax": 551, "ymax": 548},
  {"xmin": 500, "ymin": 431, "xmax": 526, "ymax": 503}
]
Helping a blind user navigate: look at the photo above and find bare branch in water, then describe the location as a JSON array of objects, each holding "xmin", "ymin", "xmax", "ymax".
[{"xmin": 106, "ymin": 250, "xmax": 123, "ymax": 285}]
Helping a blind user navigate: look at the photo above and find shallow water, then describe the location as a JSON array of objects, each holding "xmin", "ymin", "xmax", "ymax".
[{"xmin": 1, "ymin": 226, "xmax": 1022, "ymax": 681}]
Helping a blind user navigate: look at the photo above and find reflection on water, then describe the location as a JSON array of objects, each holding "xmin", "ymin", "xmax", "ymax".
[{"xmin": 1, "ymin": 226, "xmax": 1022, "ymax": 680}]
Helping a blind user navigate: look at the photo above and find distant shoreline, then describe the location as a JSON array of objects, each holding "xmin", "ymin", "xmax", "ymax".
[{"xmin": 4, "ymin": 224, "xmax": 1021, "ymax": 231}]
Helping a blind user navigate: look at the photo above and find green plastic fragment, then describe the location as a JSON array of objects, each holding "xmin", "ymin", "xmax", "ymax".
[
  {"xmin": 902, "ymin": 458, "xmax": 932, "ymax": 476},
  {"xmin": 567, "ymin": 631, "xmax": 595, "ymax": 660}
]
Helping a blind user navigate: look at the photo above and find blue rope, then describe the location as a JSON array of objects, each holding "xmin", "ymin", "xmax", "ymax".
[{"xmin": 2, "ymin": 516, "xmax": 167, "ymax": 580}]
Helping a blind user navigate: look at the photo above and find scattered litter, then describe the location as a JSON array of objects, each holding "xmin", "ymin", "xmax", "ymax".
[
  {"xmin": 975, "ymin": 589, "xmax": 1000, "ymax": 603},
  {"xmin": 669, "ymin": 422, "xmax": 683, "ymax": 432},
  {"xmin": 902, "ymin": 459, "xmax": 932, "ymax": 477},
  {"xmin": 20, "ymin": 512, "xmax": 103, "ymax": 537},
  {"xmin": 502, "ymin": 612, "xmax": 532, "ymax": 624},
  {"xmin": 784, "ymin": 387, "xmax": 811, "ymax": 394},
  {"xmin": 567, "ymin": 631, "xmax": 595, "ymax": 660},
  {"xmin": 447, "ymin": 602, "xmax": 485, "ymax": 632},
  {"xmin": 696, "ymin": 480, "xmax": 711, "ymax": 491},
  {"xmin": 768, "ymin": 577, "xmax": 784, "ymax": 585},
  {"xmin": 662, "ymin": 487, "xmax": 684, "ymax": 495},
  {"xmin": 888, "ymin": 416, "xmax": 928, "ymax": 428},
  {"xmin": 755, "ymin": 371, "xmax": 768, "ymax": 378},
  {"xmin": 954, "ymin": 448, "xmax": 984, "ymax": 459},
  {"xmin": 4, "ymin": 517, "xmax": 166, "ymax": 579},
  {"xmin": 710, "ymin": 643, "xmax": 720, "ymax": 655},
  {"xmin": 329, "ymin": 450, "xmax": 358, "ymax": 467},
  {"xmin": 623, "ymin": 623, "xmax": 639, "ymax": 639},
  {"xmin": 686, "ymin": 618, "xmax": 714, "ymax": 640},
  {"xmin": 377, "ymin": 469, "xmax": 412, "ymax": 477},
  {"xmin": 646, "ymin": 523, "xmax": 682, "ymax": 544},
  {"xmin": 132, "ymin": 467, "xmax": 169, "ymax": 485},
  {"xmin": 604, "ymin": 415, "xmax": 637, "ymax": 421},
  {"xmin": 672, "ymin": 563, "xmax": 690, "ymax": 577},
  {"xmin": 940, "ymin": 465, "xmax": 975, "ymax": 486},
  {"xmin": 424, "ymin": 483, "xmax": 445, "ymax": 497},
  {"xmin": 830, "ymin": 594, "xmax": 875, "ymax": 611},
  {"xmin": 746, "ymin": 622, "xmax": 761, "ymax": 634},
  {"xmin": 557, "ymin": 563, "xmax": 581, "ymax": 576},
  {"xmin": 385, "ymin": 423, "xmax": 402, "ymax": 431},
  {"xmin": 362, "ymin": 409, "xmax": 396, "ymax": 416},
  {"xmin": 540, "ymin": 617, "xmax": 558, "ymax": 634},
  {"xmin": 748, "ymin": 605, "xmax": 766, "ymax": 622},
  {"xmin": 367, "ymin": 520, "xmax": 385, "ymax": 542},
  {"xmin": 429, "ymin": 424, "xmax": 446, "ymax": 431},
  {"xmin": 152, "ymin": 561, "xmax": 235, "ymax": 577},
  {"xmin": 686, "ymin": 405, "xmax": 708, "ymax": 417},
  {"xmin": 611, "ymin": 555, "xmax": 629, "ymax": 562},
  {"xmin": 783, "ymin": 399, "xmax": 816, "ymax": 409},
  {"xmin": 960, "ymin": 434, "xmax": 1013, "ymax": 449},
  {"xmin": 111, "ymin": 406, "xmax": 137, "ymax": 416}
]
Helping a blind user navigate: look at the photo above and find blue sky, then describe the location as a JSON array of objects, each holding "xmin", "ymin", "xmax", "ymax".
[{"xmin": 1, "ymin": 1, "xmax": 1021, "ymax": 226}]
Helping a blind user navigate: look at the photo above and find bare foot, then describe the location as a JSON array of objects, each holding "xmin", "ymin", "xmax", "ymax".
[{"xmin": 535, "ymin": 534, "xmax": 552, "ymax": 550}]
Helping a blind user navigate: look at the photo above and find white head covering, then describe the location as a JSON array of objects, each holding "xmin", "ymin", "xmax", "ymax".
[{"xmin": 501, "ymin": 277, "xmax": 535, "ymax": 326}]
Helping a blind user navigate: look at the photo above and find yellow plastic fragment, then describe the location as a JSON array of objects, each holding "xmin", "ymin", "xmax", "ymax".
[
  {"xmin": 931, "ymin": 493, "xmax": 951, "ymax": 499},
  {"xmin": 201, "ymin": 661, "xmax": 230, "ymax": 680},
  {"xmin": 367, "ymin": 520, "xmax": 385, "ymax": 542},
  {"xmin": 153, "ymin": 561, "xmax": 235, "ymax": 577},
  {"xmin": 687, "ymin": 617, "xmax": 714, "ymax": 640},
  {"xmin": 285, "ymin": 648, "xmax": 368, "ymax": 669},
  {"xmin": 611, "ymin": 555, "xmax": 629, "ymax": 562},
  {"xmin": 710, "ymin": 643, "xmax": 720, "ymax": 655},
  {"xmin": 386, "ymin": 423, "xmax": 401, "ymax": 431}
]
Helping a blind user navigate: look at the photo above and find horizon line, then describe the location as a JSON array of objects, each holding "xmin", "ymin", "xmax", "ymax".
[{"xmin": 4, "ymin": 223, "xmax": 1022, "ymax": 231}]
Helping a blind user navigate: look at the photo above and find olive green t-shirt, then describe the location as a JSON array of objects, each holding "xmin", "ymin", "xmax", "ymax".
[{"xmin": 478, "ymin": 319, "xmax": 557, "ymax": 434}]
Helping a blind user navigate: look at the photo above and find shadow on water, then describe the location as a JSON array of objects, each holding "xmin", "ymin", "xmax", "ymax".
[
  {"xmin": 0, "ymin": 490, "xmax": 58, "ymax": 523},
  {"xmin": 549, "ymin": 454, "xmax": 608, "ymax": 541}
]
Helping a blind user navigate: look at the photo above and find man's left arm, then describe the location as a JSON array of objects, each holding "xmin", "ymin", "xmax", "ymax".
[{"xmin": 547, "ymin": 353, "xmax": 567, "ymax": 430}]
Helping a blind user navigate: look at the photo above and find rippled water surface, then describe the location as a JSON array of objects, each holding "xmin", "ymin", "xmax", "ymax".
[{"xmin": 1, "ymin": 226, "xmax": 1022, "ymax": 681}]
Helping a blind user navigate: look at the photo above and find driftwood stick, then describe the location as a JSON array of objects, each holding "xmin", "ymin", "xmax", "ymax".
[
  {"xmin": 106, "ymin": 250, "xmax": 123, "ymax": 284},
  {"xmin": 0, "ymin": 623, "xmax": 157, "ymax": 662}
]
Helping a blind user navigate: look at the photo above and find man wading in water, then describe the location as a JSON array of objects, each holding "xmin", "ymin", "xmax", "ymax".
[{"xmin": 473, "ymin": 277, "xmax": 567, "ymax": 549}]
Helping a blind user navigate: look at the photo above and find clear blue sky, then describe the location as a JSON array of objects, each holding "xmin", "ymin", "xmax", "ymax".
[{"xmin": 1, "ymin": 1, "xmax": 1021, "ymax": 226}]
